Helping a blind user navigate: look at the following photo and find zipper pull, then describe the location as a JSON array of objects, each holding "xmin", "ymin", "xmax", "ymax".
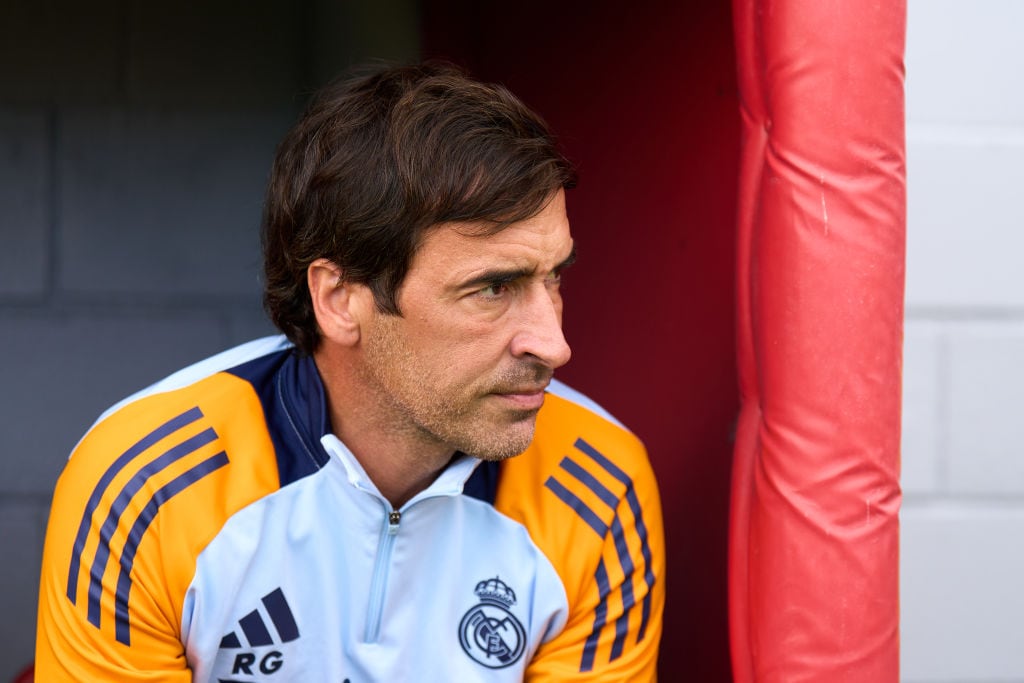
[{"xmin": 388, "ymin": 510, "xmax": 401, "ymax": 534}]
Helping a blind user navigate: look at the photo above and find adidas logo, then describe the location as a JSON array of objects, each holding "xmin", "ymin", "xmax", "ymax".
[
  {"xmin": 218, "ymin": 587, "xmax": 300, "ymax": 679},
  {"xmin": 220, "ymin": 587, "xmax": 300, "ymax": 648}
]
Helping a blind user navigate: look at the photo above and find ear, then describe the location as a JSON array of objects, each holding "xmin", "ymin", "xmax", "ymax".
[{"xmin": 307, "ymin": 258, "xmax": 374, "ymax": 347}]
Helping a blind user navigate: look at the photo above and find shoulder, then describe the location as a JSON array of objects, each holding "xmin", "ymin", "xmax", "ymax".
[
  {"xmin": 528, "ymin": 379, "xmax": 651, "ymax": 482},
  {"xmin": 495, "ymin": 378, "xmax": 661, "ymax": 567},
  {"xmin": 494, "ymin": 380, "xmax": 664, "ymax": 675},
  {"xmin": 43, "ymin": 337, "xmax": 294, "ymax": 650},
  {"xmin": 545, "ymin": 379, "xmax": 626, "ymax": 430},
  {"xmin": 84, "ymin": 335, "xmax": 293, "ymax": 433},
  {"xmin": 64, "ymin": 335, "xmax": 294, "ymax": 499}
]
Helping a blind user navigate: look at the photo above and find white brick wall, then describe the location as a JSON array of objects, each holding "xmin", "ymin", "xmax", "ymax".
[
  {"xmin": 902, "ymin": 1, "xmax": 1024, "ymax": 680},
  {"xmin": 902, "ymin": 505, "xmax": 1024, "ymax": 680}
]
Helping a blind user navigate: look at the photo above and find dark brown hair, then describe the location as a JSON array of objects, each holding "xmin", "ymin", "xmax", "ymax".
[{"xmin": 261, "ymin": 61, "xmax": 576, "ymax": 355}]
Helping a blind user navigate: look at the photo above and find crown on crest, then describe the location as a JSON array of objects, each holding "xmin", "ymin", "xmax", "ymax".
[{"xmin": 474, "ymin": 577, "xmax": 517, "ymax": 607}]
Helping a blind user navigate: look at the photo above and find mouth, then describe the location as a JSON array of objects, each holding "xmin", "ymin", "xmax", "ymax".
[{"xmin": 490, "ymin": 384, "xmax": 550, "ymax": 411}]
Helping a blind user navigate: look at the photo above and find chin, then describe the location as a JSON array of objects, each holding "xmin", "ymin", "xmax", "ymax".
[
  {"xmin": 473, "ymin": 447, "xmax": 529, "ymax": 463},
  {"xmin": 460, "ymin": 418, "xmax": 537, "ymax": 462}
]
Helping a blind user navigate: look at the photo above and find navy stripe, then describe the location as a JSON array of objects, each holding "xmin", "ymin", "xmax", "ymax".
[
  {"xmin": 66, "ymin": 407, "xmax": 204, "ymax": 603},
  {"xmin": 86, "ymin": 427, "xmax": 219, "ymax": 627},
  {"xmin": 639, "ymin": 586, "xmax": 653, "ymax": 643},
  {"xmin": 113, "ymin": 451, "xmax": 229, "ymax": 645},
  {"xmin": 575, "ymin": 438, "xmax": 657, "ymax": 642},
  {"xmin": 560, "ymin": 455, "xmax": 637, "ymax": 659},
  {"xmin": 543, "ymin": 477, "xmax": 607, "ymax": 537},
  {"xmin": 623, "ymin": 484, "xmax": 655, "ymax": 642},
  {"xmin": 609, "ymin": 516, "xmax": 636, "ymax": 660},
  {"xmin": 580, "ymin": 559, "xmax": 611, "ymax": 672},
  {"xmin": 574, "ymin": 437, "xmax": 631, "ymax": 484},
  {"xmin": 262, "ymin": 588, "xmax": 300, "ymax": 642},
  {"xmin": 240, "ymin": 610, "xmax": 274, "ymax": 647},
  {"xmin": 558, "ymin": 457, "xmax": 618, "ymax": 508}
]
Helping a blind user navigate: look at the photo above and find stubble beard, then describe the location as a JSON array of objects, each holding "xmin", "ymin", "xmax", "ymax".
[{"xmin": 360, "ymin": 316, "xmax": 551, "ymax": 462}]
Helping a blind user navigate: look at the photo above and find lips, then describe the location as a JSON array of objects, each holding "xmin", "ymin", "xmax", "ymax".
[
  {"xmin": 487, "ymin": 365, "xmax": 553, "ymax": 411},
  {"xmin": 492, "ymin": 388, "xmax": 547, "ymax": 411}
]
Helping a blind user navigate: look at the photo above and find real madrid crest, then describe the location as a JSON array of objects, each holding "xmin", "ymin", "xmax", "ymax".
[{"xmin": 458, "ymin": 577, "xmax": 527, "ymax": 669}]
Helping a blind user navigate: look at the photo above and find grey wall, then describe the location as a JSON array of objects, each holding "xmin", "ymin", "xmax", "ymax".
[{"xmin": 0, "ymin": 2, "xmax": 418, "ymax": 679}]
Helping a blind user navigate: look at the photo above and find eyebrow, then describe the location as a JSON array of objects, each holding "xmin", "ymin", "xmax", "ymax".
[
  {"xmin": 458, "ymin": 245, "xmax": 577, "ymax": 291},
  {"xmin": 459, "ymin": 267, "xmax": 533, "ymax": 291}
]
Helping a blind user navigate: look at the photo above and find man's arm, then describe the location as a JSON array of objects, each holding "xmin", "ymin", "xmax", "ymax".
[
  {"xmin": 527, "ymin": 480, "xmax": 664, "ymax": 680},
  {"xmin": 497, "ymin": 392, "xmax": 666, "ymax": 681},
  {"xmin": 36, "ymin": 432, "xmax": 194, "ymax": 681},
  {"xmin": 37, "ymin": 372, "xmax": 281, "ymax": 681}
]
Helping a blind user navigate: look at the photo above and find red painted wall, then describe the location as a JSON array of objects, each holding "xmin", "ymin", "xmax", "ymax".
[{"xmin": 423, "ymin": 3, "xmax": 740, "ymax": 679}]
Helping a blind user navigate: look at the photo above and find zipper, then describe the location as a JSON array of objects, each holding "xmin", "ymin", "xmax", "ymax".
[{"xmin": 364, "ymin": 508, "xmax": 402, "ymax": 642}]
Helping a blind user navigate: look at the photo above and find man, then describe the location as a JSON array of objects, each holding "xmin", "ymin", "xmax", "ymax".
[{"xmin": 37, "ymin": 62, "xmax": 664, "ymax": 681}]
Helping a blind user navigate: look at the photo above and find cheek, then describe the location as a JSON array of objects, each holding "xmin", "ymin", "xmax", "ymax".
[
  {"xmin": 398, "ymin": 294, "xmax": 519, "ymax": 363},
  {"xmin": 416, "ymin": 324, "xmax": 513, "ymax": 375}
]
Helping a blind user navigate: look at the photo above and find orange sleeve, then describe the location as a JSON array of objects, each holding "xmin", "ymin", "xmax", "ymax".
[
  {"xmin": 36, "ymin": 373, "xmax": 280, "ymax": 682},
  {"xmin": 496, "ymin": 393, "xmax": 665, "ymax": 682}
]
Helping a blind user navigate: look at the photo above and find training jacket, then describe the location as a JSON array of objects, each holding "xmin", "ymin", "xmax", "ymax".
[{"xmin": 36, "ymin": 335, "xmax": 664, "ymax": 682}]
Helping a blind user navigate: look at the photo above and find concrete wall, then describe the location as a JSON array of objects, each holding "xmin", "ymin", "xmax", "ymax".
[
  {"xmin": 901, "ymin": 1, "xmax": 1024, "ymax": 681},
  {"xmin": 0, "ymin": 2, "xmax": 417, "ymax": 679}
]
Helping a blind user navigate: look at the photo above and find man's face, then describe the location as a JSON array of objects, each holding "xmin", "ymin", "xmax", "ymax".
[{"xmin": 357, "ymin": 189, "xmax": 574, "ymax": 461}]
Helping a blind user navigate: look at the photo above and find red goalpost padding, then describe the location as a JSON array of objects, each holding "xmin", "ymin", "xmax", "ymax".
[{"xmin": 729, "ymin": 1, "xmax": 907, "ymax": 680}]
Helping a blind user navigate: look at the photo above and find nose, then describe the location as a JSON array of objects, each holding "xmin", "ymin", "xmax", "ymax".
[{"xmin": 509, "ymin": 285, "xmax": 572, "ymax": 369}]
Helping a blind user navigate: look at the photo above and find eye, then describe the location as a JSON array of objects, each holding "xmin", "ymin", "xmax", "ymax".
[
  {"xmin": 478, "ymin": 281, "xmax": 509, "ymax": 299},
  {"xmin": 545, "ymin": 268, "xmax": 565, "ymax": 288}
]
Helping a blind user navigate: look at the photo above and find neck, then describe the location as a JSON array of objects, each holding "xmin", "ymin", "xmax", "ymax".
[{"xmin": 313, "ymin": 349, "xmax": 455, "ymax": 508}]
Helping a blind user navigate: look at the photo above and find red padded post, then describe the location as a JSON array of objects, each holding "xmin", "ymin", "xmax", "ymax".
[{"xmin": 729, "ymin": 1, "xmax": 906, "ymax": 681}]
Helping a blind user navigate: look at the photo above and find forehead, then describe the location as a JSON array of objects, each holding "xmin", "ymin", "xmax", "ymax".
[{"xmin": 408, "ymin": 190, "xmax": 573, "ymax": 281}]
